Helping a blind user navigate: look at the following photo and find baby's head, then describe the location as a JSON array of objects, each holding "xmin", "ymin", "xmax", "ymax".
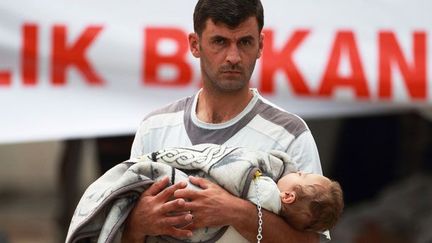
[{"xmin": 277, "ymin": 172, "xmax": 343, "ymax": 232}]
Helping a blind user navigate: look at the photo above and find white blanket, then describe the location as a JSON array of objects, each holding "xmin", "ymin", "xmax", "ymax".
[{"xmin": 65, "ymin": 144, "xmax": 296, "ymax": 243}]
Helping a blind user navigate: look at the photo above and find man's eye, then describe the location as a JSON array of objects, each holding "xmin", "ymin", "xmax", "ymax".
[
  {"xmin": 240, "ymin": 39, "xmax": 252, "ymax": 46},
  {"xmin": 213, "ymin": 38, "xmax": 226, "ymax": 45}
]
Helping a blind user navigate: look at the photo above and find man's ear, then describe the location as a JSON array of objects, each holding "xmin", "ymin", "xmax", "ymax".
[
  {"xmin": 280, "ymin": 191, "xmax": 296, "ymax": 204},
  {"xmin": 189, "ymin": 33, "xmax": 200, "ymax": 58},
  {"xmin": 257, "ymin": 32, "xmax": 264, "ymax": 58}
]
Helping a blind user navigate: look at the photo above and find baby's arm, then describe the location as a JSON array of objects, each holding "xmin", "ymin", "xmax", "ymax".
[{"xmin": 246, "ymin": 176, "xmax": 281, "ymax": 214}]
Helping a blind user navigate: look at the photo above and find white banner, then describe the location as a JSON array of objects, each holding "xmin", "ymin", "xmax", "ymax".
[{"xmin": 0, "ymin": 0, "xmax": 431, "ymax": 143}]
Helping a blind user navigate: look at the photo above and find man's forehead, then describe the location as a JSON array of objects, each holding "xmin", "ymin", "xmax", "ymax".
[{"xmin": 201, "ymin": 17, "xmax": 260, "ymax": 38}]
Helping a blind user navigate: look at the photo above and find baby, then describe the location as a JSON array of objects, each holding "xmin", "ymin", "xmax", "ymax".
[{"xmin": 252, "ymin": 171, "xmax": 344, "ymax": 232}]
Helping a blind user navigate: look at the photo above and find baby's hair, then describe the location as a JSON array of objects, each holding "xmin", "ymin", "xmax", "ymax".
[{"xmin": 281, "ymin": 180, "xmax": 344, "ymax": 232}]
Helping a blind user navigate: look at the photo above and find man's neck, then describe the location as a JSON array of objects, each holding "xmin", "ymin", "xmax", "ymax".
[{"xmin": 196, "ymin": 88, "xmax": 253, "ymax": 124}]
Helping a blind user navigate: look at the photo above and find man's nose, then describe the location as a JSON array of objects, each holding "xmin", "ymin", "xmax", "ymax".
[{"xmin": 225, "ymin": 44, "xmax": 241, "ymax": 65}]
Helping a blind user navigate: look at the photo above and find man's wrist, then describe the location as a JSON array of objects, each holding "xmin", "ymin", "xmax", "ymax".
[
  {"xmin": 226, "ymin": 196, "xmax": 258, "ymax": 233},
  {"xmin": 231, "ymin": 197, "xmax": 264, "ymax": 242}
]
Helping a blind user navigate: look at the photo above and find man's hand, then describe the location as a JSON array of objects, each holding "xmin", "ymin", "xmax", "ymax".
[
  {"xmin": 174, "ymin": 176, "xmax": 241, "ymax": 229},
  {"xmin": 174, "ymin": 176, "xmax": 320, "ymax": 243},
  {"xmin": 122, "ymin": 177, "xmax": 194, "ymax": 243}
]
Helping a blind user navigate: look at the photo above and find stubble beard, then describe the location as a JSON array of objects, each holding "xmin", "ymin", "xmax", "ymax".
[
  {"xmin": 211, "ymin": 77, "xmax": 247, "ymax": 93},
  {"xmin": 203, "ymin": 63, "xmax": 254, "ymax": 94}
]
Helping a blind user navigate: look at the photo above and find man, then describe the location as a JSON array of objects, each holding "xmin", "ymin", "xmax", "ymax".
[{"xmin": 122, "ymin": 0, "xmax": 323, "ymax": 242}]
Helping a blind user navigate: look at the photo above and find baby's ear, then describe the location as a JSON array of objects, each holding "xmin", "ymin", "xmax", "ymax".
[{"xmin": 280, "ymin": 191, "xmax": 296, "ymax": 204}]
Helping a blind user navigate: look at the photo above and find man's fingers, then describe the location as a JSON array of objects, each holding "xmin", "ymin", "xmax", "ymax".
[
  {"xmin": 188, "ymin": 176, "xmax": 210, "ymax": 189},
  {"xmin": 159, "ymin": 213, "xmax": 194, "ymax": 239},
  {"xmin": 173, "ymin": 188, "xmax": 200, "ymax": 200},
  {"xmin": 143, "ymin": 177, "xmax": 170, "ymax": 196},
  {"xmin": 162, "ymin": 212, "xmax": 194, "ymax": 227},
  {"xmin": 160, "ymin": 198, "xmax": 187, "ymax": 214},
  {"xmin": 156, "ymin": 180, "xmax": 187, "ymax": 201},
  {"xmin": 163, "ymin": 227, "xmax": 193, "ymax": 239},
  {"xmin": 181, "ymin": 222, "xmax": 196, "ymax": 231}
]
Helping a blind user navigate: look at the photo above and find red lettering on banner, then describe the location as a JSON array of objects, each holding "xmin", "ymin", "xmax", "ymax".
[
  {"xmin": 378, "ymin": 31, "xmax": 427, "ymax": 100},
  {"xmin": 51, "ymin": 25, "xmax": 105, "ymax": 86},
  {"xmin": 260, "ymin": 30, "xmax": 311, "ymax": 95},
  {"xmin": 318, "ymin": 31, "xmax": 369, "ymax": 98},
  {"xmin": 0, "ymin": 72, "xmax": 11, "ymax": 86},
  {"xmin": 143, "ymin": 27, "xmax": 191, "ymax": 86},
  {"xmin": 21, "ymin": 24, "xmax": 38, "ymax": 86}
]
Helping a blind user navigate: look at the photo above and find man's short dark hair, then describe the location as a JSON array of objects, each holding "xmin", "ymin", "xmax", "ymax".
[{"xmin": 193, "ymin": 0, "xmax": 264, "ymax": 36}]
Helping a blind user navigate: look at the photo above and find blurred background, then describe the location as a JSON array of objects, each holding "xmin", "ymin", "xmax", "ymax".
[{"xmin": 1, "ymin": 0, "xmax": 431, "ymax": 243}]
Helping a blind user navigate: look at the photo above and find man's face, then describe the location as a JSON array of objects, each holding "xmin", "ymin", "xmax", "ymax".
[{"xmin": 189, "ymin": 17, "xmax": 263, "ymax": 93}]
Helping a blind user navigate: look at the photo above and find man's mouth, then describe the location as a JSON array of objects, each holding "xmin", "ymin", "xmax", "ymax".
[{"xmin": 221, "ymin": 70, "xmax": 242, "ymax": 74}]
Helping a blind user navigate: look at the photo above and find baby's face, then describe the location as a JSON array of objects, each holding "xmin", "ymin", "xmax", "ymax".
[{"xmin": 277, "ymin": 172, "xmax": 330, "ymax": 192}]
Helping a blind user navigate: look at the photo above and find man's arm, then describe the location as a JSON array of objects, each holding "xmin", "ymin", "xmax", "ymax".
[
  {"xmin": 121, "ymin": 177, "xmax": 194, "ymax": 243},
  {"xmin": 177, "ymin": 176, "xmax": 319, "ymax": 243},
  {"xmin": 232, "ymin": 195, "xmax": 319, "ymax": 242}
]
